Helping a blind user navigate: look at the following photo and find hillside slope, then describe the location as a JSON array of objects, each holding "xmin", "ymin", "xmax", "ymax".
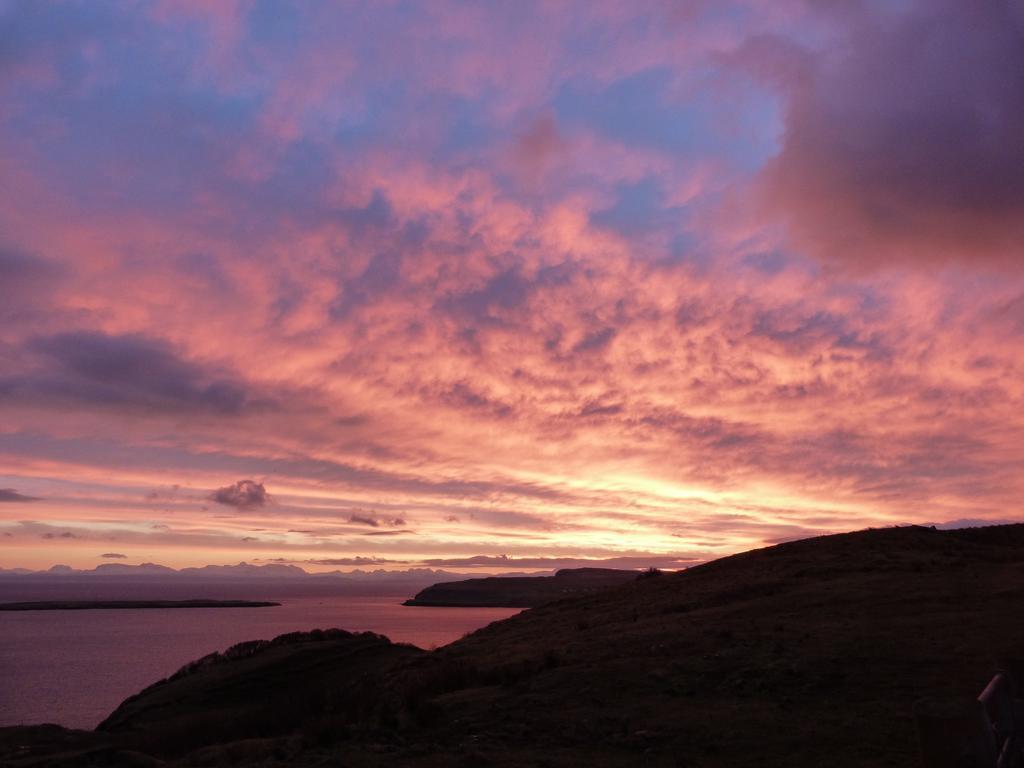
[{"xmin": 5, "ymin": 524, "xmax": 1024, "ymax": 767}]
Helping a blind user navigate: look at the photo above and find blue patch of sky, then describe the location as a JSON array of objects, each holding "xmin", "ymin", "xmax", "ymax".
[
  {"xmin": 554, "ymin": 66, "xmax": 781, "ymax": 171},
  {"xmin": 591, "ymin": 177, "xmax": 679, "ymax": 236},
  {"xmin": 246, "ymin": 0, "xmax": 303, "ymax": 48}
]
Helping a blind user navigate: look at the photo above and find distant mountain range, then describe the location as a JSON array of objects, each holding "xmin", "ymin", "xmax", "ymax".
[{"xmin": 0, "ymin": 561, "xmax": 539, "ymax": 582}]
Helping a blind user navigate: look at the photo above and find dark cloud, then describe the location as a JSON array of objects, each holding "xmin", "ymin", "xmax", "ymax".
[
  {"xmin": 578, "ymin": 400, "xmax": 624, "ymax": 418},
  {"xmin": 333, "ymin": 190, "xmax": 395, "ymax": 240},
  {"xmin": 2, "ymin": 332, "xmax": 250, "ymax": 414},
  {"xmin": 212, "ymin": 480, "xmax": 269, "ymax": 508},
  {"xmin": 752, "ymin": 0, "xmax": 1024, "ymax": 267},
  {"xmin": 747, "ymin": 308, "xmax": 888, "ymax": 359},
  {"xmin": 331, "ymin": 250, "xmax": 404, "ymax": 320},
  {"xmin": 438, "ymin": 268, "xmax": 533, "ymax": 327},
  {"xmin": 42, "ymin": 531, "xmax": 78, "ymax": 539},
  {"xmin": 100, "ymin": 552, "xmax": 127, "ymax": 559},
  {"xmin": 634, "ymin": 409, "xmax": 763, "ymax": 453},
  {"xmin": 327, "ymin": 191, "xmax": 439, "ymax": 320},
  {"xmin": 145, "ymin": 484, "xmax": 181, "ymax": 502},
  {"xmin": 0, "ymin": 488, "xmax": 39, "ymax": 503},
  {"xmin": 428, "ymin": 380, "xmax": 515, "ymax": 418},
  {"xmin": 673, "ymin": 298, "xmax": 705, "ymax": 330},
  {"xmin": 572, "ymin": 326, "xmax": 617, "ymax": 354},
  {"xmin": 348, "ymin": 511, "xmax": 406, "ymax": 528}
]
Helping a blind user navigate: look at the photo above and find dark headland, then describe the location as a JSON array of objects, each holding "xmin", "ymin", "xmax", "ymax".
[
  {"xmin": 403, "ymin": 567, "xmax": 638, "ymax": 607},
  {"xmin": 0, "ymin": 599, "xmax": 280, "ymax": 611},
  {"xmin": 5, "ymin": 524, "xmax": 1024, "ymax": 767}
]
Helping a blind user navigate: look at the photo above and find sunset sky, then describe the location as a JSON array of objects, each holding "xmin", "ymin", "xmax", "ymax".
[{"xmin": 2, "ymin": 0, "xmax": 1023, "ymax": 571}]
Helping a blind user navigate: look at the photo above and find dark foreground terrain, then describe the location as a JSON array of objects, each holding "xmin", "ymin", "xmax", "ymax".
[
  {"xmin": 403, "ymin": 567, "xmax": 637, "ymax": 606},
  {"xmin": 0, "ymin": 600, "xmax": 280, "ymax": 611},
  {"xmin": 4, "ymin": 524, "xmax": 1024, "ymax": 767}
]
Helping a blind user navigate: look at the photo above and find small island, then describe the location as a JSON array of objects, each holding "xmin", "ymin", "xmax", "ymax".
[{"xmin": 0, "ymin": 599, "xmax": 281, "ymax": 611}]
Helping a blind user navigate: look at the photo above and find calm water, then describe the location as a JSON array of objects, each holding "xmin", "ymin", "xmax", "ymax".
[{"xmin": 0, "ymin": 596, "xmax": 518, "ymax": 729}]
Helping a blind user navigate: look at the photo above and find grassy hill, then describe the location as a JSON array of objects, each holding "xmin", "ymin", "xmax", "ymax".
[{"xmin": 4, "ymin": 524, "xmax": 1024, "ymax": 767}]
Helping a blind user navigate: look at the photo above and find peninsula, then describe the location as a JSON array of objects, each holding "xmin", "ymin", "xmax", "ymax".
[{"xmin": 403, "ymin": 567, "xmax": 639, "ymax": 607}]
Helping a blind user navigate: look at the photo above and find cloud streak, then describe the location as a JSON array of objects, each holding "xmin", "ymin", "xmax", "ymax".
[
  {"xmin": 1, "ymin": 332, "xmax": 252, "ymax": 415},
  {"xmin": 0, "ymin": 489, "xmax": 39, "ymax": 503}
]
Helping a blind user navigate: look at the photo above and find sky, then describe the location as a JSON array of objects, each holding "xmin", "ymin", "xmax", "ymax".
[{"xmin": 1, "ymin": 0, "xmax": 1023, "ymax": 571}]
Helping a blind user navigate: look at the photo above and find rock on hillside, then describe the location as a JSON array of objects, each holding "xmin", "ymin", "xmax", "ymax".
[{"xmin": 98, "ymin": 629, "xmax": 422, "ymax": 758}]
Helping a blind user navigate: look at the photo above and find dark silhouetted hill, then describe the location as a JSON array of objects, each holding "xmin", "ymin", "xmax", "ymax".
[{"xmin": 6, "ymin": 524, "xmax": 1024, "ymax": 766}]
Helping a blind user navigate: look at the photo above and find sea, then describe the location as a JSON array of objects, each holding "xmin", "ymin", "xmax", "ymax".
[{"xmin": 0, "ymin": 583, "xmax": 519, "ymax": 730}]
